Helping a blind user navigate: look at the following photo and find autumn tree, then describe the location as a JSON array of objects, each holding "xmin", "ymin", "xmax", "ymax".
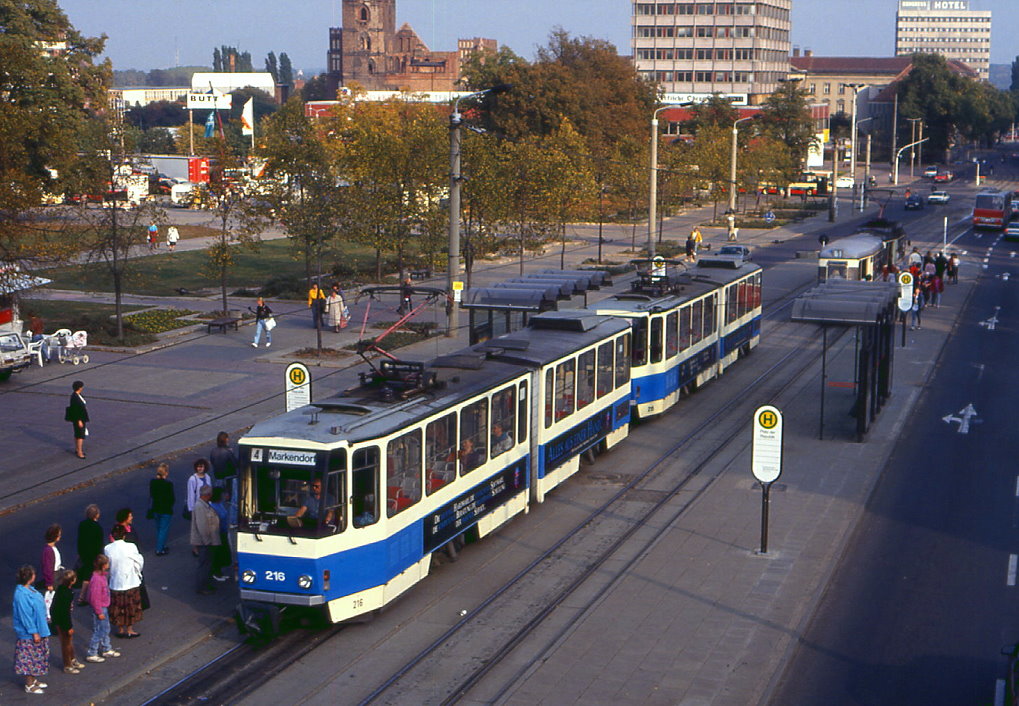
[
  {"xmin": 0, "ymin": 0, "xmax": 109, "ymax": 277},
  {"xmin": 324, "ymin": 97, "xmax": 447, "ymax": 280},
  {"xmin": 757, "ymin": 80, "xmax": 816, "ymax": 172}
]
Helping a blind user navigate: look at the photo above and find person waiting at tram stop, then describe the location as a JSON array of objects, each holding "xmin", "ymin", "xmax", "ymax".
[{"xmin": 294, "ymin": 480, "xmax": 336, "ymax": 527}]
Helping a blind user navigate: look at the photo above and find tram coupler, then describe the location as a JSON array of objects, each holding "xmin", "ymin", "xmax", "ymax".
[{"xmin": 236, "ymin": 601, "xmax": 282, "ymax": 638}]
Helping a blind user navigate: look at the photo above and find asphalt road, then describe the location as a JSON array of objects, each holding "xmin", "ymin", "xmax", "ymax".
[{"xmin": 769, "ymin": 206, "xmax": 1019, "ymax": 702}]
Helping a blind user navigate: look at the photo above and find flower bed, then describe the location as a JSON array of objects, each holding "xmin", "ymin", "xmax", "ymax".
[{"xmin": 124, "ymin": 308, "xmax": 199, "ymax": 334}]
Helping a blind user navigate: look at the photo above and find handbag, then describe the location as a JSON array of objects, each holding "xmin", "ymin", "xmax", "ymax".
[
  {"xmin": 264, "ymin": 317, "xmax": 277, "ymax": 331},
  {"xmin": 139, "ymin": 579, "xmax": 151, "ymax": 611}
]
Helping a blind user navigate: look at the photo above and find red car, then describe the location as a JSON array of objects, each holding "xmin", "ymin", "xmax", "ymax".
[{"xmin": 933, "ymin": 171, "xmax": 954, "ymax": 183}]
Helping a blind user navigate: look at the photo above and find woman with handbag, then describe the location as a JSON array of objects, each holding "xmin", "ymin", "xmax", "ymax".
[
  {"xmin": 249, "ymin": 297, "xmax": 273, "ymax": 348},
  {"xmin": 326, "ymin": 284, "xmax": 347, "ymax": 333}
]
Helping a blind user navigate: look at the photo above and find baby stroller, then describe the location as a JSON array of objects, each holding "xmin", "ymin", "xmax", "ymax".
[{"xmin": 66, "ymin": 330, "xmax": 89, "ymax": 365}]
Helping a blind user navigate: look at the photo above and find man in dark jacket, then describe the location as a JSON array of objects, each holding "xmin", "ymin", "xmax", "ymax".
[{"xmin": 76, "ymin": 504, "xmax": 103, "ymax": 603}]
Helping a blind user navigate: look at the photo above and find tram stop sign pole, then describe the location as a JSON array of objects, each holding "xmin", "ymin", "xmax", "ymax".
[
  {"xmin": 752, "ymin": 405, "xmax": 784, "ymax": 554},
  {"xmin": 897, "ymin": 272, "xmax": 914, "ymax": 348}
]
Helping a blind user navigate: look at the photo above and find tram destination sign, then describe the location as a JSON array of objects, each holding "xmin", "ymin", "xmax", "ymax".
[
  {"xmin": 751, "ymin": 404, "xmax": 784, "ymax": 484},
  {"xmin": 423, "ymin": 460, "xmax": 526, "ymax": 552}
]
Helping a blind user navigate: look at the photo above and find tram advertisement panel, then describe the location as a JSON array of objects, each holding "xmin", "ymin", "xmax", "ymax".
[
  {"xmin": 424, "ymin": 460, "xmax": 527, "ymax": 552},
  {"xmin": 543, "ymin": 408, "xmax": 613, "ymax": 473}
]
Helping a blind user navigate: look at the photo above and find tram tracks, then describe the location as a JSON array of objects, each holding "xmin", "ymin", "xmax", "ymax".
[{"xmin": 355, "ymin": 322, "xmax": 844, "ymax": 705}]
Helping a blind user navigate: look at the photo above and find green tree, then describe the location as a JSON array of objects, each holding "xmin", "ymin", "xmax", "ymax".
[
  {"xmin": 686, "ymin": 94, "xmax": 740, "ymax": 132},
  {"xmin": 1011, "ymin": 55, "xmax": 1019, "ymax": 93},
  {"xmin": 460, "ymin": 31, "xmax": 657, "ymax": 160},
  {"xmin": 258, "ymin": 96, "xmax": 343, "ymax": 350},
  {"xmin": 757, "ymin": 80, "xmax": 816, "ymax": 172},
  {"xmin": 202, "ymin": 137, "xmax": 265, "ymax": 313},
  {"xmin": 0, "ymin": 0, "xmax": 109, "ymax": 276},
  {"xmin": 325, "ymin": 97, "xmax": 446, "ymax": 280},
  {"xmin": 279, "ymin": 53, "xmax": 294, "ymax": 88},
  {"xmin": 264, "ymin": 51, "xmax": 278, "ymax": 83},
  {"xmin": 301, "ymin": 73, "xmax": 334, "ymax": 101}
]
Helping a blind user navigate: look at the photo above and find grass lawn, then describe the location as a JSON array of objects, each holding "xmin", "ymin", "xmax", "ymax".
[
  {"xmin": 21, "ymin": 299, "xmax": 144, "ymax": 331},
  {"xmin": 41, "ymin": 239, "xmax": 410, "ymax": 297}
]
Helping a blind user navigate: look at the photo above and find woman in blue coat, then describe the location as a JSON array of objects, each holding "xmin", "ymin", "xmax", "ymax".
[{"xmin": 13, "ymin": 564, "xmax": 51, "ymax": 694}]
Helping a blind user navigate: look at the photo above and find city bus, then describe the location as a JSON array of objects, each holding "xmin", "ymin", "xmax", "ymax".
[{"xmin": 972, "ymin": 190, "xmax": 1012, "ymax": 230}]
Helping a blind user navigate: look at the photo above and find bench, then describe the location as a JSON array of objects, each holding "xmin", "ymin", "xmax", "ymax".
[
  {"xmin": 207, "ymin": 317, "xmax": 240, "ymax": 334},
  {"xmin": 409, "ymin": 268, "xmax": 432, "ymax": 280}
]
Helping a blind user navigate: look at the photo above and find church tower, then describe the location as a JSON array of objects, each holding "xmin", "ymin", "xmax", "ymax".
[{"xmin": 331, "ymin": 0, "xmax": 396, "ymax": 90}]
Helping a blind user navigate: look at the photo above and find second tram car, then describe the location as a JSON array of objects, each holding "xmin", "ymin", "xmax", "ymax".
[{"xmin": 592, "ymin": 257, "xmax": 762, "ymax": 418}]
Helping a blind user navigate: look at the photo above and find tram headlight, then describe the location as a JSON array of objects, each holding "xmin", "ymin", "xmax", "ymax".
[
  {"xmin": 241, "ymin": 570, "xmax": 256, "ymax": 584},
  {"xmin": 297, "ymin": 574, "xmax": 313, "ymax": 590}
]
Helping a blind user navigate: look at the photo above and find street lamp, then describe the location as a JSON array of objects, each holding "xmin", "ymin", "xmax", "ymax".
[
  {"xmin": 729, "ymin": 115, "xmax": 756, "ymax": 217},
  {"xmin": 446, "ymin": 83, "xmax": 511, "ymax": 337},
  {"xmin": 648, "ymin": 103, "xmax": 691, "ymax": 258},
  {"xmin": 906, "ymin": 117, "xmax": 922, "ymax": 178},
  {"xmin": 841, "ymin": 83, "xmax": 865, "ymax": 209}
]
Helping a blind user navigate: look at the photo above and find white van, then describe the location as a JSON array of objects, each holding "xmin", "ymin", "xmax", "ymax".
[{"xmin": 170, "ymin": 182, "xmax": 195, "ymax": 207}]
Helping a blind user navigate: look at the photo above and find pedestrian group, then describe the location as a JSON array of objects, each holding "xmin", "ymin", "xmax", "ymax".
[{"xmin": 11, "ymin": 432, "xmax": 238, "ymax": 695}]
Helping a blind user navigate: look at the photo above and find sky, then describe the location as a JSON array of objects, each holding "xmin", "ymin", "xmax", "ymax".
[{"xmin": 57, "ymin": 0, "xmax": 1018, "ymax": 74}]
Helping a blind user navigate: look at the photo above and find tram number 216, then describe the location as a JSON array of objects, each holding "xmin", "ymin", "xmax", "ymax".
[{"xmin": 265, "ymin": 570, "xmax": 286, "ymax": 582}]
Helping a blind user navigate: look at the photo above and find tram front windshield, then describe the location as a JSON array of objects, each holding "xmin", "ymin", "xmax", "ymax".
[{"xmin": 240, "ymin": 448, "xmax": 346, "ymax": 536}]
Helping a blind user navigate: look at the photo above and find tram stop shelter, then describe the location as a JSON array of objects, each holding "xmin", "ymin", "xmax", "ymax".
[{"xmin": 791, "ymin": 279, "xmax": 899, "ymax": 441}]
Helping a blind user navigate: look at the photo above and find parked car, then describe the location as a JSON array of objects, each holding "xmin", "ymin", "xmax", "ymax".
[
  {"xmin": 904, "ymin": 195, "xmax": 925, "ymax": 210},
  {"xmin": 923, "ymin": 166, "xmax": 939, "ymax": 178},
  {"xmin": 927, "ymin": 191, "xmax": 951, "ymax": 204},
  {"xmin": 0, "ymin": 332, "xmax": 32, "ymax": 382},
  {"xmin": 933, "ymin": 170, "xmax": 954, "ymax": 183},
  {"xmin": 718, "ymin": 244, "xmax": 752, "ymax": 260},
  {"xmin": 834, "ymin": 175, "xmax": 854, "ymax": 188}
]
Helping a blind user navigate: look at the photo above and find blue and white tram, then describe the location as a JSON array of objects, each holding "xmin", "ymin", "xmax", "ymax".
[
  {"xmin": 235, "ymin": 311, "xmax": 631, "ymax": 627},
  {"xmin": 592, "ymin": 257, "xmax": 762, "ymax": 418}
]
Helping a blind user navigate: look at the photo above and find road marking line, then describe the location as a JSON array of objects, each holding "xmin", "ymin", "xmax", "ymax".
[
  {"xmin": 996, "ymin": 678, "xmax": 1005, "ymax": 706},
  {"xmin": 1008, "ymin": 554, "xmax": 1017, "ymax": 586},
  {"xmin": 1014, "ymin": 476, "xmax": 1019, "ymax": 497}
]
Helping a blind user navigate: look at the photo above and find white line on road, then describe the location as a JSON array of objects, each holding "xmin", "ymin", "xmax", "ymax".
[
  {"xmin": 996, "ymin": 678, "xmax": 1005, "ymax": 706},
  {"xmin": 1008, "ymin": 554, "xmax": 1017, "ymax": 587},
  {"xmin": 1014, "ymin": 476, "xmax": 1019, "ymax": 497}
]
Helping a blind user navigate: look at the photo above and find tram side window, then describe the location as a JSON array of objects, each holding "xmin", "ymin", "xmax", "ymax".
[
  {"xmin": 691, "ymin": 299, "xmax": 703, "ymax": 344},
  {"xmin": 596, "ymin": 341, "xmax": 614, "ymax": 398},
  {"xmin": 666, "ymin": 311, "xmax": 679, "ymax": 358},
  {"xmin": 631, "ymin": 317, "xmax": 648, "ymax": 366},
  {"xmin": 387, "ymin": 429, "xmax": 421, "ymax": 517},
  {"xmin": 726, "ymin": 283, "xmax": 737, "ymax": 324},
  {"xmin": 614, "ymin": 334, "xmax": 631, "ymax": 388},
  {"xmin": 649, "ymin": 316, "xmax": 663, "ymax": 364},
  {"xmin": 679, "ymin": 305, "xmax": 691, "ymax": 350},
  {"xmin": 703, "ymin": 293, "xmax": 716, "ymax": 336},
  {"xmin": 577, "ymin": 350, "xmax": 595, "ymax": 409},
  {"xmin": 739, "ymin": 280, "xmax": 750, "ymax": 318},
  {"xmin": 459, "ymin": 399, "xmax": 488, "ymax": 474},
  {"xmin": 425, "ymin": 414, "xmax": 457, "ymax": 495},
  {"xmin": 323, "ymin": 450, "xmax": 346, "ymax": 531},
  {"xmin": 517, "ymin": 381, "xmax": 528, "ymax": 444},
  {"xmin": 544, "ymin": 368, "xmax": 554, "ymax": 428},
  {"xmin": 555, "ymin": 360, "xmax": 575, "ymax": 422},
  {"xmin": 754, "ymin": 272, "xmax": 762, "ymax": 309},
  {"xmin": 491, "ymin": 386, "xmax": 516, "ymax": 458},
  {"xmin": 352, "ymin": 447, "xmax": 379, "ymax": 527}
]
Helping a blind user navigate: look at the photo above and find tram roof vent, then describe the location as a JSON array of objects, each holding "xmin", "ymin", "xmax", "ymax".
[
  {"xmin": 432, "ymin": 352, "xmax": 487, "ymax": 370},
  {"xmin": 696, "ymin": 255, "xmax": 742, "ymax": 269},
  {"xmin": 311, "ymin": 401, "xmax": 373, "ymax": 416}
]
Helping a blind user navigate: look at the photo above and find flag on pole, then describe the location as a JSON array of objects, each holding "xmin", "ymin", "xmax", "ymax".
[
  {"xmin": 204, "ymin": 111, "xmax": 216, "ymax": 138},
  {"xmin": 241, "ymin": 97, "xmax": 254, "ymax": 136}
]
